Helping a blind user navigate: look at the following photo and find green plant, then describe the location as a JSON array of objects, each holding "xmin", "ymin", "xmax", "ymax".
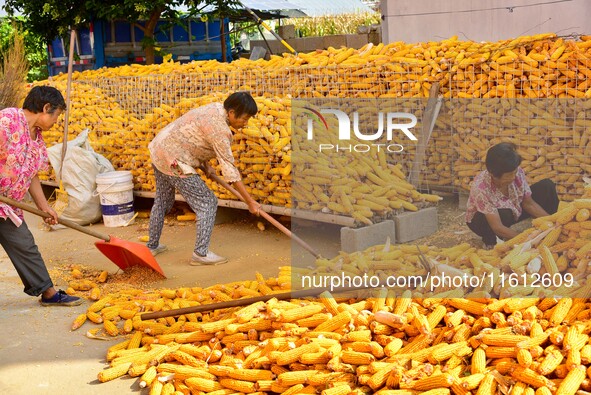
[
  {"xmin": 284, "ymin": 11, "xmax": 380, "ymax": 38},
  {"xmin": 0, "ymin": 18, "xmax": 47, "ymax": 81},
  {"xmin": 0, "ymin": 23, "xmax": 28, "ymax": 108}
]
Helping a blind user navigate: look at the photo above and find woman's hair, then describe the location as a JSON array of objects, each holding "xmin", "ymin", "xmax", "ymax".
[
  {"xmin": 22, "ymin": 86, "xmax": 66, "ymax": 114},
  {"xmin": 485, "ymin": 142, "xmax": 522, "ymax": 177},
  {"xmin": 224, "ymin": 91, "xmax": 258, "ymax": 117}
]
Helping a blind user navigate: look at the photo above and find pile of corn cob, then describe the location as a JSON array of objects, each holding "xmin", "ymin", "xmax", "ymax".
[
  {"xmin": 36, "ymin": 33, "xmax": 591, "ymax": 200},
  {"xmin": 74, "ymin": 198, "xmax": 591, "ymax": 394},
  {"xmin": 37, "ymin": 85, "xmax": 440, "ymax": 224}
]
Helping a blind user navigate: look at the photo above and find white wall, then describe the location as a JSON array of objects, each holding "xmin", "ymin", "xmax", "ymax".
[{"xmin": 380, "ymin": 0, "xmax": 590, "ymax": 43}]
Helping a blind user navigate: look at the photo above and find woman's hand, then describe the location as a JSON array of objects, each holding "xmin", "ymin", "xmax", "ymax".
[
  {"xmin": 247, "ymin": 201, "xmax": 261, "ymax": 216},
  {"xmin": 41, "ymin": 206, "xmax": 58, "ymax": 225}
]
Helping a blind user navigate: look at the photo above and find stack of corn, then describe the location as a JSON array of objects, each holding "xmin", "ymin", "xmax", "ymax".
[
  {"xmin": 37, "ymin": 33, "xmax": 591, "ymax": 200},
  {"xmin": 78, "ymin": 198, "xmax": 591, "ymax": 394}
]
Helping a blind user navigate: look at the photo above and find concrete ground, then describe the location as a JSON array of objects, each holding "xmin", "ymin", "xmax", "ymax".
[{"xmin": 0, "ymin": 205, "xmax": 341, "ymax": 395}]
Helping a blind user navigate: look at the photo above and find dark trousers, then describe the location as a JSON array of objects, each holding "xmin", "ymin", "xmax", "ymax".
[
  {"xmin": 0, "ymin": 218, "xmax": 53, "ymax": 296},
  {"xmin": 467, "ymin": 179, "xmax": 559, "ymax": 246}
]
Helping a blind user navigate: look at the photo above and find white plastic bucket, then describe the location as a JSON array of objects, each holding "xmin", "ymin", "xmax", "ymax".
[{"xmin": 95, "ymin": 171, "xmax": 135, "ymax": 227}]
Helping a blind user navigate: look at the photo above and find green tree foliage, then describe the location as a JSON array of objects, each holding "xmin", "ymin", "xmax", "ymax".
[
  {"xmin": 3, "ymin": 0, "xmax": 247, "ymax": 65},
  {"xmin": 0, "ymin": 23, "xmax": 28, "ymax": 108},
  {"xmin": 0, "ymin": 18, "xmax": 47, "ymax": 81}
]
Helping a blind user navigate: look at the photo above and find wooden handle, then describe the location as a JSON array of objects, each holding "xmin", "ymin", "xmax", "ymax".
[
  {"xmin": 0, "ymin": 195, "xmax": 110, "ymax": 242},
  {"xmin": 58, "ymin": 29, "xmax": 77, "ymax": 180},
  {"xmin": 141, "ymin": 285, "xmax": 373, "ymax": 320},
  {"xmin": 206, "ymin": 172, "xmax": 321, "ymax": 258}
]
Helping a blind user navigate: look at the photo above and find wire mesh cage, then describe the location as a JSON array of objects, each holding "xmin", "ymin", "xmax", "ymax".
[{"xmin": 36, "ymin": 34, "xmax": 591, "ymax": 226}]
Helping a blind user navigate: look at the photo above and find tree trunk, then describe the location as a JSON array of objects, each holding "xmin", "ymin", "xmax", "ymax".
[
  {"xmin": 143, "ymin": 8, "xmax": 164, "ymax": 65},
  {"xmin": 220, "ymin": 18, "xmax": 227, "ymax": 62}
]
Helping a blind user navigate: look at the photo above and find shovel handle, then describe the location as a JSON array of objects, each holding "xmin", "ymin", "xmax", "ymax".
[
  {"xmin": 205, "ymin": 172, "xmax": 321, "ymax": 259},
  {"xmin": 141, "ymin": 285, "xmax": 374, "ymax": 320},
  {"xmin": 0, "ymin": 195, "xmax": 110, "ymax": 242}
]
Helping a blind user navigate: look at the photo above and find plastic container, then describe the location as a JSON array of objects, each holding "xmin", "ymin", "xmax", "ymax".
[{"xmin": 95, "ymin": 171, "xmax": 135, "ymax": 227}]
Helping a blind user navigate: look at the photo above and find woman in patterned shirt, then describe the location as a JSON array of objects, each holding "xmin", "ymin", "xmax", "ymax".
[
  {"xmin": 0, "ymin": 86, "xmax": 81, "ymax": 306},
  {"xmin": 466, "ymin": 142, "xmax": 559, "ymax": 248},
  {"xmin": 147, "ymin": 92, "xmax": 261, "ymax": 265}
]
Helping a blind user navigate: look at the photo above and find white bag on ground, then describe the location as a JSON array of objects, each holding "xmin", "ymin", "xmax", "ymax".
[{"xmin": 47, "ymin": 129, "xmax": 115, "ymax": 225}]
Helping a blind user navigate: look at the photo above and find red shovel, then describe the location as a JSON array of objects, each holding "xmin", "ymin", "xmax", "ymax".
[{"xmin": 0, "ymin": 195, "xmax": 166, "ymax": 277}]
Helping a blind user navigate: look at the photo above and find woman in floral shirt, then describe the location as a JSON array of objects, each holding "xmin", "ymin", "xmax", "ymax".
[
  {"xmin": 466, "ymin": 142, "xmax": 558, "ymax": 248},
  {"xmin": 0, "ymin": 86, "xmax": 81, "ymax": 306},
  {"xmin": 147, "ymin": 92, "xmax": 261, "ymax": 265}
]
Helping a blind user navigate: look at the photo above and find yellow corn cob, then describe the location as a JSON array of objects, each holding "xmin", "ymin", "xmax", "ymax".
[
  {"xmin": 410, "ymin": 373, "xmax": 454, "ymax": 391},
  {"xmin": 71, "ymin": 313, "xmax": 87, "ymax": 331},
  {"xmin": 510, "ymin": 366, "xmax": 555, "ymax": 390},
  {"xmin": 555, "ymin": 364, "xmax": 586, "ymax": 395},
  {"xmin": 573, "ymin": 199, "xmax": 591, "ymax": 209},
  {"xmin": 341, "ymin": 350, "xmax": 375, "ymax": 365},
  {"xmin": 277, "ymin": 370, "xmax": 318, "ymax": 386},
  {"xmin": 226, "ymin": 369, "xmax": 274, "ymax": 382},
  {"xmin": 218, "ymin": 378, "xmax": 256, "ymax": 393},
  {"xmin": 97, "ymin": 362, "xmax": 132, "ymax": 383},
  {"xmin": 550, "ymin": 298, "xmax": 573, "ymax": 326},
  {"xmin": 161, "ymin": 382, "xmax": 175, "ymax": 395},
  {"xmin": 149, "ymin": 380, "xmax": 162, "ymax": 395},
  {"xmin": 384, "ymin": 338, "xmax": 403, "ymax": 357},
  {"xmin": 517, "ymin": 348, "xmax": 533, "ymax": 368},
  {"xmin": 184, "ymin": 377, "xmax": 224, "ymax": 392},
  {"xmin": 314, "ymin": 311, "xmax": 352, "ymax": 332},
  {"xmin": 473, "ymin": 373, "xmax": 497, "ymax": 395},
  {"xmin": 276, "ymin": 343, "xmax": 320, "ymax": 365},
  {"xmin": 139, "ymin": 365, "xmax": 157, "ymax": 388},
  {"xmin": 97, "ymin": 270, "xmax": 108, "ymax": 283},
  {"xmin": 538, "ymin": 350, "xmax": 564, "ymax": 376},
  {"xmin": 447, "ymin": 299, "xmax": 486, "ymax": 316},
  {"xmin": 538, "ymin": 227, "xmax": 562, "ymax": 248},
  {"xmin": 280, "ymin": 304, "xmax": 324, "ymax": 322},
  {"xmin": 103, "ymin": 320, "xmax": 119, "ymax": 337},
  {"xmin": 484, "ymin": 346, "xmax": 517, "ymax": 359},
  {"xmin": 481, "ymin": 334, "xmax": 529, "ymax": 346},
  {"xmin": 321, "ymin": 384, "xmax": 352, "ymax": 395},
  {"xmin": 471, "ymin": 347, "xmax": 487, "ymax": 374},
  {"xmin": 128, "ymin": 362, "xmax": 149, "ymax": 378},
  {"xmin": 556, "ymin": 205, "xmax": 578, "ymax": 225},
  {"xmin": 575, "ymin": 240, "xmax": 591, "ymax": 259},
  {"xmin": 88, "ymin": 296, "xmax": 112, "ymax": 313},
  {"xmin": 126, "ymin": 331, "xmax": 143, "ymax": 350},
  {"xmin": 429, "ymin": 341, "xmax": 471, "ymax": 363}
]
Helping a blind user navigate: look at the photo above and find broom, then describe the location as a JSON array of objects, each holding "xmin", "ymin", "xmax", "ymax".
[{"xmin": 51, "ymin": 29, "xmax": 77, "ymax": 215}]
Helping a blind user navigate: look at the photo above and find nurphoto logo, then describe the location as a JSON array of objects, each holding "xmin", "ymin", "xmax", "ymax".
[{"xmin": 304, "ymin": 106, "xmax": 418, "ymax": 153}]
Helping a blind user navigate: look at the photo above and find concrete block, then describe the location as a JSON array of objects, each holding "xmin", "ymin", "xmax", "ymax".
[
  {"xmin": 394, "ymin": 207, "xmax": 438, "ymax": 243},
  {"xmin": 323, "ymin": 35, "xmax": 347, "ymax": 49},
  {"xmin": 341, "ymin": 220, "xmax": 396, "ymax": 253},
  {"xmin": 345, "ymin": 34, "xmax": 369, "ymax": 49},
  {"xmin": 458, "ymin": 192, "xmax": 469, "ymax": 211},
  {"xmin": 298, "ymin": 37, "xmax": 324, "ymax": 52},
  {"xmin": 278, "ymin": 25, "xmax": 296, "ymax": 39}
]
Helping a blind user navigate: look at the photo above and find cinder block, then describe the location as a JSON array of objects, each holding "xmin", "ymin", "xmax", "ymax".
[
  {"xmin": 299, "ymin": 37, "xmax": 324, "ymax": 52},
  {"xmin": 458, "ymin": 192, "xmax": 469, "ymax": 211},
  {"xmin": 394, "ymin": 207, "xmax": 438, "ymax": 243},
  {"xmin": 341, "ymin": 220, "xmax": 396, "ymax": 253},
  {"xmin": 345, "ymin": 34, "xmax": 369, "ymax": 49},
  {"xmin": 278, "ymin": 25, "xmax": 296, "ymax": 39},
  {"xmin": 323, "ymin": 35, "xmax": 347, "ymax": 49}
]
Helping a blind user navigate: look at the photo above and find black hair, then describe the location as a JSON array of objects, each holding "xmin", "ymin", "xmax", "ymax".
[
  {"xmin": 22, "ymin": 86, "xmax": 66, "ymax": 114},
  {"xmin": 223, "ymin": 91, "xmax": 257, "ymax": 117},
  {"xmin": 485, "ymin": 142, "xmax": 522, "ymax": 178}
]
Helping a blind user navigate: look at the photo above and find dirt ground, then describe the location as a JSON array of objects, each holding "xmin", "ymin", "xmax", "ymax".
[{"xmin": 0, "ymin": 193, "xmax": 530, "ymax": 394}]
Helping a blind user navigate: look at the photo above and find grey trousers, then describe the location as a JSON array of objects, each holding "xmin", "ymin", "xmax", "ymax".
[
  {"xmin": 0, "ymin": 218, "xmax": 53, "ymax": 296},
  {"xmin": 147, "ymin": 166, "xmax": 218, "ymax": 256}
]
